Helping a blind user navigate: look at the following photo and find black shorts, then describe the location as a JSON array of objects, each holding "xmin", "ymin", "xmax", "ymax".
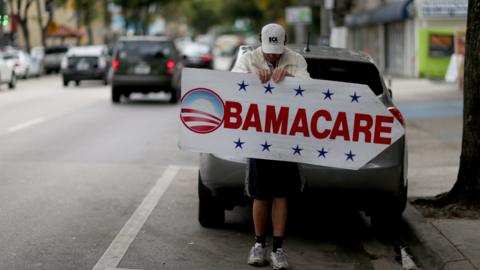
[{"xmin": 245, "ymin": 158, "xmax": 301, "ymax": 200}]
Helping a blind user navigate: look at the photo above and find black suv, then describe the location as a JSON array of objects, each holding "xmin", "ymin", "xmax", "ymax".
[{"xmin": 111, "ymin": 36, "xmax": 181, "ymax": 103}]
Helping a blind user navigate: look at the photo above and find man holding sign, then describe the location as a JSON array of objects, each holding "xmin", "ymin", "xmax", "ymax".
[{"xmin": 232, "ymin": 23, "xmax": 309, "ymax": 269}]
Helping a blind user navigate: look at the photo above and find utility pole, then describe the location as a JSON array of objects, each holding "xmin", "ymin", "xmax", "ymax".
[{"xmin": 320, "ymin": 0, "xmax": 333, "ymax": 46}]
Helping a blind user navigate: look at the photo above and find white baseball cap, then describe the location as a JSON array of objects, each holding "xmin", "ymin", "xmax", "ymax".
[{"xmin": 261, "ymin": 23, "xmax": 285, "ymax": 54}]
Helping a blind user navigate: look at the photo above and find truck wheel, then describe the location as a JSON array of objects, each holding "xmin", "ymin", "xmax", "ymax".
[
  {"xmin": 111, "ymin": 87, "xmax": 121, "ymax": 103},
  {"xmin": 8, "ymin": 74, "xmax": 16, "ymax": 89},
  {"xmin": 169, "ymin": 88, "xmax": 180, "ymax": 104},
  {"xmin": 198, "ymin": 172, "xmax": 225, "ymax": 228},
  {"xmin": 371, "ymin": 182, "xmax": 407, "ymax": 236}
]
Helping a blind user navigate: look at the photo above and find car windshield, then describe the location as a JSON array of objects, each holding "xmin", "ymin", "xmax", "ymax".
[
  {"xmin": 306, "ymin": 58, "xmax": 384, "ymax": 95},
  {"xmin": 117, "ymin": 41, "xmax": 171, "ymax": 61},
  {"xmin": 45, "ymin": 47, "xmax": 68, "ymax": 54},
  {"xmin": 183, "ymin": 43, "xmax": 209, "ymax": 57},
  {"xmin": 3, "ymin": 53, "xmax": 18, "ymax": 60}
]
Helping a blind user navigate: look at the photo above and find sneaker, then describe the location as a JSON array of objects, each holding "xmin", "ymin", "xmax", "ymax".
[
  {"xmin": 247, "ymin": 243, "xmax": 267, "ymax": 266},
  {"xmin": 270, "ymin": 248, "xmax": 288, "ymax": 270}
]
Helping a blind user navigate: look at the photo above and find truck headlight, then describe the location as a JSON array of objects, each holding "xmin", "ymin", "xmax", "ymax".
[
  {"xmin": 61, "ymin": 57, "xmax": 68, "ymax": 69},
  {"xmin": 98, "ymin": 57, "xmax": 106, "ymax": 69}
]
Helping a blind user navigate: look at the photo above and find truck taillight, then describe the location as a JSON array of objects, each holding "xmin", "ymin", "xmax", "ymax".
[
  {"xmin": 166, "ymin": 60, "xmax": 175, "ymax": 70},
  {"xmin": 201, "ymin": 54, "xmax": 212, "ymax": 62},
  {"xmin": 112, "ymin": 59, "xmax": 119, "ymax": 71},
  {"xmin": 388, "ymin": 107, "xmax": 406, "ymax": 127}
]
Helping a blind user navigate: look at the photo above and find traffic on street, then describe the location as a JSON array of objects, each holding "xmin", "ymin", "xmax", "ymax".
[{"xmin": 0, "ymin": 66, "xmax": 461, "ymax": 270}]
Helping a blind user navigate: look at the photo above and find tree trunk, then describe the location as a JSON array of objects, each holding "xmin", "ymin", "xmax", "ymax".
[
  {"xmin": 440, "ymin": 0, "xmax": 480, "ymax": 206},
  {"xmin": 35, "ymin": 0, "xmax": 46, "ymax": 48},
  {"xmin": 76, "ymin": 0, "xmax": 82, "ymax": 45},
  {"xmin": 86, "ymin": 22, "xmax": 93, "ymax": 45},
  {"xmin": 19, "ymin": 19, "xmax": 31, "ymax": 52},
  {"xmin": 102, "ymin": 0, "xmax": 110, "ymax": 44}
]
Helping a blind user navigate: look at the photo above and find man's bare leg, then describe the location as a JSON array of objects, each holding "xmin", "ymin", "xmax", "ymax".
[
  {"xmin": 253, "ymin": 199, "xmax": 269, "ymax": 237},
  {"xmin": 249, "ymin": 199, "xmax": 270, "ymax": 266},
  {"xmin": 272, "ymin": 197, "xmax": 287, "ymax": 237}
]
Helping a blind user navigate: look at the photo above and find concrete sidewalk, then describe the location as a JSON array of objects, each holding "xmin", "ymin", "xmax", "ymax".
[{"xmin": 391, "ymin": 78, "xmax": 479, "ymax": 270}]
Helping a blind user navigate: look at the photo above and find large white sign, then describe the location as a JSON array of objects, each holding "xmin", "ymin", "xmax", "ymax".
[{"xmin": 178, "ymin": 68, "xmax": 405, "ymax": 170}]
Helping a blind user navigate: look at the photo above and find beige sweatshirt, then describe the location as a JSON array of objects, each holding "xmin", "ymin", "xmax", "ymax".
[{"xmin": 231, "ymin": 47, "xmax": 310, "ymax": 78}]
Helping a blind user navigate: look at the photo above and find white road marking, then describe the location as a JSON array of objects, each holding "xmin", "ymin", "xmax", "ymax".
[
  {"xmin": 105, "ymin": 268, "xmax": 142, "ymax": 270},
  {"xmin": 6, "ymin": 117, "xmax": 45, "ymax": 133},
  {"xmin": 400, "ymin": 247, "xmax": 418, "ymax": 270},
  {"xmin": 181, "ymin": 165, "xmax": 199, "ymax": 171},
  {"xmin": 92, "ymin": 165, "xmax": 181, "ymax": 270}
]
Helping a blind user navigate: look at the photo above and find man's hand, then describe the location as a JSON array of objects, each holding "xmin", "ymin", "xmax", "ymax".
[
  {"xmin": 272, "ymin": 67, "xmax": 290, "ymax": 83},
  {"xmin": 257, "ymin": 69, "xmax": 271, "ymax": 84}
]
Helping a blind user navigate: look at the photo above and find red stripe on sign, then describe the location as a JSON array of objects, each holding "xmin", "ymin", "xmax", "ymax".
[
  {"xmin": 181, "ymin": 108, "xmax": 222, "ymax": 122},
  {"xmin": 182, "ymin": 116, "xmax": 220, "ymax": 125},
  {"xmin": 190, "ymin": 125, "xmax": 217, "ymax": 132}
]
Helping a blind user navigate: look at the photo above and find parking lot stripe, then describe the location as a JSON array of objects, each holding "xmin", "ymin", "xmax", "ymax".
[
  {"xmin": 92, "ymin": 165, "xmax": 180, "ymax": 270},
  {"xmin": 6, "ymin": 117, "xmax": 45, "ymax": 133}
]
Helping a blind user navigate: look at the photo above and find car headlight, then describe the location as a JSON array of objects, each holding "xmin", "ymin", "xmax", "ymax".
[
  {"xmin": 98, "ymin": 57, "xmax": 106, "ymax": 69},
  {"xmin": 61, "ymin": 57, "xmax": 68, "ymax": 69}
]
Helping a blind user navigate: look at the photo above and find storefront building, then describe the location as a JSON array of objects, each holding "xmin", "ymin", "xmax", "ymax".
[
  {"xmin": 343, "ymin": 0, "xmax": 466, "ymax": 78},
  {"xmin": 415, "ymin": 0, "xmax": 467, "ymax": 78}
]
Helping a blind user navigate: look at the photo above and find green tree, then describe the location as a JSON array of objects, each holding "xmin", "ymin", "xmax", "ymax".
[
  {"xmin": 8, "ymin": 0, "xmax": 35, "ymax": 52},
  {"xmin": 113, "ymin": 0, "xmax": 171, "ymax": 34},
  {"xmin": 34, "ymin": 0, "xmax": 58, "ymax": 48}
]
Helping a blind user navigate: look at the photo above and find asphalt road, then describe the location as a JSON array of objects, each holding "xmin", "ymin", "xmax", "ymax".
[{"xmin": 0, "ymin": 75, "xmax": 442, "ymax": 270}]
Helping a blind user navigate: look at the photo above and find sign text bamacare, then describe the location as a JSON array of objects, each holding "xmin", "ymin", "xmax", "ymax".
[{"xmin": 179, "ymin": 68, "xmax": 405, "ymax": 170}]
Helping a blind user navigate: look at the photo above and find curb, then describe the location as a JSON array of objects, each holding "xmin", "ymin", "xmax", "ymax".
[{"xmin": 401, "ymin": 203, "xmax": 475, "ymax": 270}]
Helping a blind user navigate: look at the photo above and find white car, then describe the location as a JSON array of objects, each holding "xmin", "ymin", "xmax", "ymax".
[
  {"xmin": 29, "ymin": 47, "xmax": 45, "ymax": 77},
  {"xmin": 0, "ymin": 53, "xmax": 16, "ymax": 89},
  {"xmin": 3, "ymin": 50, "xmax": 33, "ymax": 79}
]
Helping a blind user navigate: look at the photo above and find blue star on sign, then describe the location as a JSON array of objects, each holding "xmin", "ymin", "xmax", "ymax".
[
  {"xmin": 292, "ymin": 144, "xmax": 303, "ymax": 155},
  {"xmin": 264, "ymin": 83, "xmax": 275, "ymax": 94},
  {"xmin": 323, "ymin": 89, "xmax": 334, "ymax": 100},
  {"xmin": 238, "ymin": 80, "xmax": 248, "ymax": 91},
  {"xmin": 345, "ymin": 150, "xmax": 356, "ymax": 161},
  {"xmin": 261, "ymin": 141, "xmax": 272, "ymax": 152},
  {"xmin": 294, "ymin": 85, "xmax": 305, "ymax": 96},
  {"xmin": 317, "ymin": 147, "xmax": 328, "ymax": 158},
  {"xmin": 350, "ymin": 92, "xmax": 361, "ymax": 103},
  {"xmin": 234, "ymin": 138, "xmax": 245, "ymax": 149}
]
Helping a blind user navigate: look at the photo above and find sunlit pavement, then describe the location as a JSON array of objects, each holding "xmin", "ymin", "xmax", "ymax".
[
  {"xmin": 391, "ymin": 78, "xmax": 462, "ymax": 198},
  {"xmin": 0, "ymin": 74, "xmax": 461, "ymax": 269}
]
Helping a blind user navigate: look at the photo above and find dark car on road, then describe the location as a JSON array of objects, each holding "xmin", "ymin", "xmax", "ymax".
[
  {"xmin": 198, "ymin": 45, "xmax": 408, "ymax": 230},
  {"xmin": 181, "ymin": 42, "xmax": 213, "ymax": 69},
  {"xmin": 61, "ymin": 45, "xmax": 110, "ymax": 87},
  {"xmin": 111, "ymin": 36, "xmax": 181, "ymax": 103}
]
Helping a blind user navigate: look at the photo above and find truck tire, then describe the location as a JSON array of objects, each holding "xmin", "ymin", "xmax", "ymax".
[
  {"xmin": 198, "ymin": 173, "xmax": 225, "ymax": 228},
  {"xmin": 111, "ymin": 87, "xmax": 121, "ymax": 103},
  {"xmin": 169, "ymin": 88, "xmax": 180, "ymax": 104},
  {"xmin": 8, "ymin": 74, "xmax": 16, "ymax": 89},
  {"xmin": 371, "ymin": 182, "xmax": 407, "ymax": 236}
]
